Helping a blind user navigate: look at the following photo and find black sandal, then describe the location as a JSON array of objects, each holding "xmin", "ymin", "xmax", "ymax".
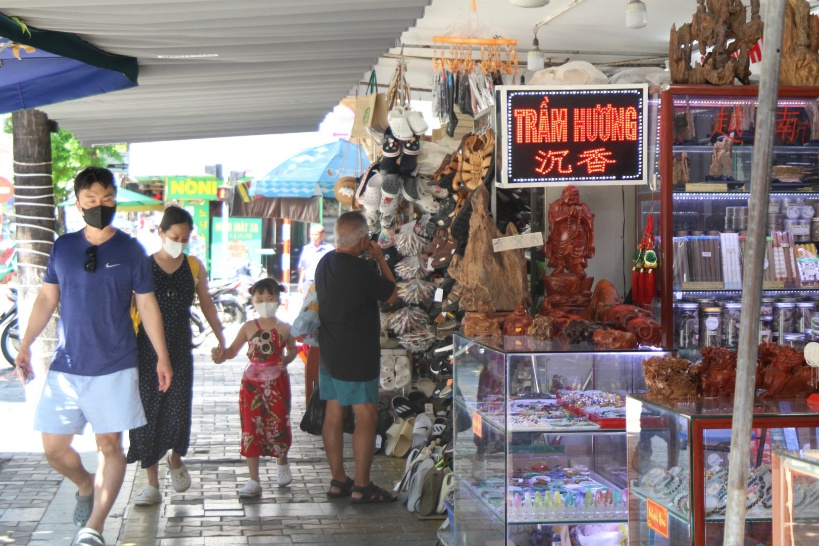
[
  {"xmin": 350, "ymin": 482, "xmax": 397, "ymax": 504},
  {"xmin": 326, "ymin": 477, "xmax": 354, "ymax": 498}
]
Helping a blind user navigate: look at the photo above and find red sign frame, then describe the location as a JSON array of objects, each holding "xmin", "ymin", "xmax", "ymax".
[{"xmin": 497, "ymin": 84, "xmax": 648, "ymax": 187}]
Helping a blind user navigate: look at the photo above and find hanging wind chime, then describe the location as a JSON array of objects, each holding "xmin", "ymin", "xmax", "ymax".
[{"xmin": 632, "ymin": 214, "xmax": 658, "ymax": 307}]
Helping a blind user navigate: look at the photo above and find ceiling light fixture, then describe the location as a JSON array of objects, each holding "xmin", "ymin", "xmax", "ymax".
[
  {"xmin": 509, "ymin": 0, "xmax": 550, "ymax": 7},
  {"xmin": 626, "ymin": 0, "xmax": 647, "ymax": 29}
]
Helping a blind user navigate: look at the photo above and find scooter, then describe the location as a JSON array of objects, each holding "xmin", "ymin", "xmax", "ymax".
[
  {"xmin": 204, "ymin": 278, "xmax": 246, "ymax": 325},
  {"xmin": 0, "ymin": 288, "xmax": 19, "ymax": 367}
]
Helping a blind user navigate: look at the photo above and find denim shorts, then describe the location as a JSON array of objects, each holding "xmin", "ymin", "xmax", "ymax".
[
  {"xmin": 34, "ymin": 368, "xmax": 146, "ymax": 435},
  {"xmin": 318, "ymin": 367, "xmax": 379, "ymax": 406}
]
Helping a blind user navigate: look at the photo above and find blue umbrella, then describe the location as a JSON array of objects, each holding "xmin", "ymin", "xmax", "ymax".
[
  {"xmin": 0, "ymin": 13, "xmax": 138, "ymax": 113},
  {"xmin": 250, "ymin": 139, "xmax": 370, "ymax": 199}
]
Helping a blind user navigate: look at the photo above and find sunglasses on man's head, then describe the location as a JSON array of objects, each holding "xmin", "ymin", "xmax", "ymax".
[{"xmin": 85, "ymin": 245, "xmax": 97, "ymax": 273}]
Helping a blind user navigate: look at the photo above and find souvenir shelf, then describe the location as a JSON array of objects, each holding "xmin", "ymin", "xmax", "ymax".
[
  {"xmin": 655, "ymin": 85, "xmax": 819, "ymax": 350},
  {"xmin": 771, "ymin": 447, "xmax": 819, "ymax": 544},
  {"xmin": 448, "ymin": 333, "xmax": 667, "ymax": 546},
  {"xmin": 626, "ymin": 394, "xmax": 819, "ymax": 545}
]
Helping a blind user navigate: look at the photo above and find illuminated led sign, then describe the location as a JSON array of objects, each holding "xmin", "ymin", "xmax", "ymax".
[{"xmin": 498, "ymin": 85, "xmax": 648, "ymax": 187}]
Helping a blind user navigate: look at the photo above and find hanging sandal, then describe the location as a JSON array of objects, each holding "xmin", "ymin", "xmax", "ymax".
[
  {"xmin": 327, "ymin": 477, "xmax": 354, "ymax": 498},
  {"xmin": 458, "ymin": 129, "xmax": 495, "ymax": 192},
  {"xmin": 351, "ymin": 482, "xmax": 398, "ymax": 504}
]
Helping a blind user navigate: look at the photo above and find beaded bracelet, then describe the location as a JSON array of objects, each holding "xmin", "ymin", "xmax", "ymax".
[{"xmin": 662, "ymin": 475, "xmax": 685, "ymax": 499}]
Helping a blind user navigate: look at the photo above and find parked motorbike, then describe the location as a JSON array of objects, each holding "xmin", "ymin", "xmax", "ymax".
[
  {"xmin": 0, "ymin": 288, "xmax": 19, "ymax": 367},
  {"xmin": 189, "ymin": 278, "xmax": 248, "ymax": 347},
  {"xmin": 205, "ymin": 278, "xmax": 246, "ymax": 325}
]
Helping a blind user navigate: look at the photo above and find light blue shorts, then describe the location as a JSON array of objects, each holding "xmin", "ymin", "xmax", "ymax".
[
  {"xmin": 34, "ymin": 368, "xmax": 146, "ymax": 435},
  {"xmin": 319, "ymin": 367, "xmax": 379, "ymax": 406}
]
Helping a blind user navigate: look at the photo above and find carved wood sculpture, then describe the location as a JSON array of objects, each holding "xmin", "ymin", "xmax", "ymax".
[
  {"xmin": 780, "ymin": 0, "xmax": 819, "ymax": 86},
  {"xmin": 449, "ymin": 185, "xmax": 530, "ymax": 312},
  {"xmin": 670, "ymin": 0, "xmax": 762, "ymax": 85},
  {"xmin": 642, "ymin": 356, "xmax": 698, "ymax": 399},
  {"xmin": 709, "ymin": 137, "xmax": 734, "ymax": 178}
]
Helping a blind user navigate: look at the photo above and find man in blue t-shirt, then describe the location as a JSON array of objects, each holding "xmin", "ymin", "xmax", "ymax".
[{"xmin": 15, "ymin": 167, "xmax": 172, "ymax": 546}]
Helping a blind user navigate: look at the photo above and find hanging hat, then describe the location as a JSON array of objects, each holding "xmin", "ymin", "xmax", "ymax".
[{"xmin": 333, "ymin": 176, "xmax": 357, "ymax": 207}]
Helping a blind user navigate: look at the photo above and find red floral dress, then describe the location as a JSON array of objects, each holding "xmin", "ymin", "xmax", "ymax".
[{"xmin": 239, "ymin": 321, "xmax": 292, "ymax": 458}]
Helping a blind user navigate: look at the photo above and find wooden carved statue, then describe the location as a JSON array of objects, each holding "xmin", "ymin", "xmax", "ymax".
[
  {"xmin": 583, "ymin": 279, "xmax": 622, "ymax": 321},
  {"xmin": 593, "ymin": 329, "xmax": 639, "ymax": 350},
  {"xmin": 626, "ymin": 317, "xmax": 663, "ymax": 348},
  {"xmin": 780, "ymin": 0, "xmax": 819, "ymax": 86},
  {"xmin": 699, "ymin": 346, "xmax": 738, "ymax": 397},
  {"xmin": 543, "ymin": 185, "xmax": 595, "ymax": 314},
  {"xmin": 709, "ymin": 138, "xmax": 734, "ymax": 178},
  {"xmin": 527, "ymin": 315, "xmax": 555, "ymax": 341},
  {"xmin": 601, "ymin": 304, "xmax": 653, "ymax": 330},
  {"xmin": 503, "ymin": 305, "xmax": 534, "ymax": 337},
  {"xmin": 757, "ymin": 342, "xmax": 814, "ymax": 398},
  {"xmin": 669, "ymin": 0, "xmax": 763, "ymax": 86},
  {"xmin": 462, "ymin": 312, "xmax": 501, "ymax": 338},
  {"xmin": 544, "ymin": 185, "xmax": 595, "ymax": 279},
  {"xmin": 642, "ymin": 356, "xmax": 698, "ymax": 399}
]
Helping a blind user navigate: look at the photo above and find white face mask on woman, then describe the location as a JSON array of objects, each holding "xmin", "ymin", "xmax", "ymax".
[
  {"xmin": 255, "ymin": 302, "xmax": 277, "ymax": 319},
  {"xmin": 163, "ymin": 238, "xmax": 187, "ymax": 259}
]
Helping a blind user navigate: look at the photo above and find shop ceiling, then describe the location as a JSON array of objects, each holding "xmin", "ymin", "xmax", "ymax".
[{"xmin": 0, "ymin": 1, "xmax": 782, "ymax": 146}]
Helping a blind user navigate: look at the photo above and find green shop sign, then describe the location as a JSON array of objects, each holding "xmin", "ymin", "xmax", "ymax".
[
  {"xmin": 211, "ymin": 218, "xmax": 263, "ymax": 279},
  {"xmin": 165, "ymin": 176, "xmax": 221, "ymax": 200}
]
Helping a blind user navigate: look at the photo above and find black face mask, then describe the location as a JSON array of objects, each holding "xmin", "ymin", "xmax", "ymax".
[{"xmin": 82, "ymin": 204, "xmax": 117, "ymax": 229}]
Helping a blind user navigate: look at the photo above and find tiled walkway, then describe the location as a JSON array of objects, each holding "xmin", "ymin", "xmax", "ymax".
[{"xmin": 0, "ymin": 345, "xmax": 441, "ymax": 545}]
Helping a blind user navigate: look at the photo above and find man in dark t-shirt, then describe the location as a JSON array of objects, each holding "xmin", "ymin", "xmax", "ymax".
[{"xmin": 315, "ymin": 211, "xmax": 397, "ymax": 504}]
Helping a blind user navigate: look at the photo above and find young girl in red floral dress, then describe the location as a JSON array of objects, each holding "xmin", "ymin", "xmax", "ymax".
[{"xmin": 212, "ymin": 278, "xmax": 296, "ymax": 497}]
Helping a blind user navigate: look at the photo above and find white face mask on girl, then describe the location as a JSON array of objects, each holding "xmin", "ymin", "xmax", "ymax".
[
  {"xmin": 163, "ymin": 238, "xmax": 187, "ymax": 259},
  {"xmin": 255, "ymin": 302, "xmax": 277, "ymax": 319}
]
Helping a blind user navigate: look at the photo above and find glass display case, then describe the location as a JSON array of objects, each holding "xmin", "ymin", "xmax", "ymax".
[
  {"xmin": 627, "ymin": 394, "xmax": 819, "ymax": 545},
  {"xmin": 771, "ymin": 447, "xmax": 819, "ymax": 545},
  {"xmin": 449, "ymin": 333, "xmax": 667, "ymax": 546},
  {"xmin": 657, "ymin": 86, "xmax": 819, "ymax": 351}
]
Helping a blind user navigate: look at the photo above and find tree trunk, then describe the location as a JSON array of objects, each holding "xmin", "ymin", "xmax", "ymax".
[{"xmin": 12, "ymin": 110, "xmax": 57, "ymax": 376}]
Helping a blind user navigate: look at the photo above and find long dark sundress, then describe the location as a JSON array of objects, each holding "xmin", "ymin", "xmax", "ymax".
[{"xmin": 127, "ymin": 256, "xmax": 196, "ymax": 469}]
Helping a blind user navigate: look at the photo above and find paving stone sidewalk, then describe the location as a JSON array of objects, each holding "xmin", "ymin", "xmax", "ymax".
[{"xmin": 0, "ymin": 348, "xmax": 442, "ymax": 545}]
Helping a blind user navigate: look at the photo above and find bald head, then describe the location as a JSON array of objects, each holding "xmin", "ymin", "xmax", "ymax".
[{"xmin": 335, "ymin": 211, "xmax": 369, "ymax": 250}]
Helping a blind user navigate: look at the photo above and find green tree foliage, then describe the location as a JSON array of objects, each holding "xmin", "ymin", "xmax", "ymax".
[{"xmin": 3, "ymin": 116, "xmax": 124, "ymax": 202}]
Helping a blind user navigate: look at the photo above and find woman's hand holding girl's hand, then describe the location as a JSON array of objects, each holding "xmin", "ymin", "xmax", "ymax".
[{"xmin": 211, "ymin": 346, "xmax": 225, "ymax": 364}]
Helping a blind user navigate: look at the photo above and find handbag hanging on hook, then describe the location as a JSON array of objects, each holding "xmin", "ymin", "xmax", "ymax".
[{"xmin": 632, "ymin": 214, "xmax": 658, "ymax": 307}]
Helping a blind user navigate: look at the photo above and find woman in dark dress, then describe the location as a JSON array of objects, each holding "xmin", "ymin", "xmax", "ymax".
[{"xmin": 127, "ymin": 206, "xmax": 226, "ymax": 505}]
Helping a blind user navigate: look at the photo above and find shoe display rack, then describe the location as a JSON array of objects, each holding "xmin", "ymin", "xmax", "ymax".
[
  {"xmin": 447, "ymin": 333, "xmax": 666, "ymax": 545},
  {"xmin": 626, "ymin": 394, "xmax": 819, "ymax": 545}
]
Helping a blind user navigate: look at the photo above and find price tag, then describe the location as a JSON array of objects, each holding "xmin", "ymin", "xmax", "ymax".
[
  {"xmin": 646, "ymin": 498, "xmax": 669, "ymax": 538},
  {"xmin": 472, "ymin": 412, "xmax": 483, "ymax": 438},
  {"xmin": 425, "ymin": 403, "xmax": 435, "ymax": 418},
  {"xmin": 492, "ymin": 232, "xmax": 544, "ymax": 253},
  {"xmin": 702, "ymin": 252, "xmax": 712, "ymax": 257},
  {"xmin": 434, "ymin": 288, "xmax": 444, "ymax": 303}
]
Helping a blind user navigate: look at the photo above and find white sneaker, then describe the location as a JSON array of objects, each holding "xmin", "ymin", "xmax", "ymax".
[
  {"xmin": 133, "ymin": 486, "xmax": 161, "ymax": 506},
  {"xmin": 277, "ymin": 463, "xmax": 292, "ymax": 487},
  {"xmin": 238, "ymin": 479, "xmax": 262, "ymax": 498}
]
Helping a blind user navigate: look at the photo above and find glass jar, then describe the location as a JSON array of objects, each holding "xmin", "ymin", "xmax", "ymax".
[
  {"xmin": 760, "ymin": 298, "xmax": 776, "ymax": 316},
  {"xmin": 699, "ymin": 306, "xmax": 722, "ymax": 348},
  {"xmin": 773, "ymin": 302, "xmax": 796, "ymax": 341},
  {"xmin": 721, "ymin": 302, "xmax": 743, "ymax": 349},
  {"xmin": 759, "ymin": 315, "xmax": 774, "ymax": 343},
  {"xmin": 781, "ymin": 332, "xmax": 807, "ymax": 352},
  {"xmin": 812, "ymin": 218, "xmax": 819, "ymax": 242},
  {"xmin": 673, "ymin": 302, "xmax": 699, "ymax": 349},
  {"xmin": 794, "ymin": 302, "xmax": 815, "ymax": 334}
]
